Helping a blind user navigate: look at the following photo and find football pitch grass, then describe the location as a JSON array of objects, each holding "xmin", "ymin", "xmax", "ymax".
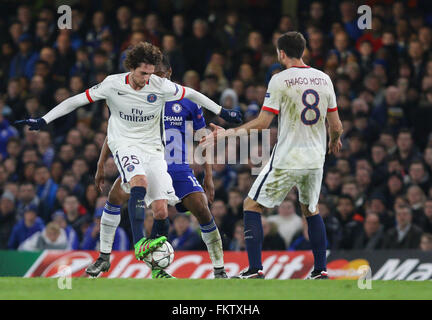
[{"xmin": 0, "ymin": 277, "xmax": 431, "ymax": 300}]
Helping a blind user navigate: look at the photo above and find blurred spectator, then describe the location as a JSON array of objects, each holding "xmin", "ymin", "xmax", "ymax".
[
  {"xmin": 19, "ymin": 221, "xmax": 68, "ymax": 251},
  {"xmin": 34, "ymin": 164, "xmax": 58, "ymax": 222},
  {"xmin": 419, "ymin": 233, "xmax": 432, "ymax": 251},
  {"xmin": 36, "ymin": 130, "xmax": 55, "ymax": 167},
  {"xmin": 216, "ymin": 11, "xmax": 250, "ymax": 55},
  {"xmin": 334, "ymin": 194, "xmax": 363, "ymax": 249},
  {"xmin": 262, "ymin": 216, "xmax": 286, "ymax": 250},
  {"xmin": 267, "ymin": 200, "xmax": 303, "ymax": 248},
  {"xmin": 63, "ymin": 195, "xmax": 89, "ymax": 241},
  {"xmin": 8, "ymin": 205, "xmax": 44, "ymax": 249},
  {"xmin": 81, "ymin": 207, "xmax": 129, "ymax": 251},
  {"xmin": 16, "ymin": 182, "xmax": 40, "ymax": 219},
  {"xmin": 161, "ymin": 33, "xmax": 185, "ymax": 82},
  {"xmin": 9, "ymin": 34, "xmax": 39, "ymax": 79},
  {"xmin": 289, "ymin": 218, "xmax": 312, "ymax": 250},
  {"xmin": 367, "ymin": 192, "xmax": 395, "ymax": 231},
  {"xmin": 406, "ymin": 184, "xmax": 427, "ymax": 227},
  {"xmin": 168, "ymin": 213, "xmax": 201, "ymax": 250},
  {"xmin": 0, "ymin": 191, "xmax": 17, "ymax": 249},
  {"xmin": 183, "ymin": 19, "xmax": 216, "ymax": 76},
  {"xmin": 0, "ymin": 106, "xmax": 18, "ymax": 160},
  {"xmin": 422, "ymin": 198, "xmax": 432, "ymax": 233},
  {"xmin": 228, "ymin": 220, "xmax": 246, "ymax": 251},
  {"xmin": 318, "ymin": 201, "xmax": 342, "ymax": 249},
  {"xmin": 396, "ymin": 129, "xmax": 422, "ymax": 171},
  {"xmin": 352, "ymin": 213, "xmax": 385, "ymax": 250},
  {"xmin": 51, "ymin": 210, "xmax": 79, "ymax": 250},
  {"xmin": 382, "ymin": 205, "xmax": 423, "ymax": 249}
]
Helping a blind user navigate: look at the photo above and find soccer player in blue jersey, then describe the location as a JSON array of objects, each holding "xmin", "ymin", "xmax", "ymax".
[{"xmin": 85, "ymin": 55, "xmax": 228, "ymax": 279}]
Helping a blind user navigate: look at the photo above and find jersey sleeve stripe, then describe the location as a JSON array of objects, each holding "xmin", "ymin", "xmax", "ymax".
[
  {"xmin": 179, "ymin": 86, "xmax": 186, "ymax": 100},
  {"xmin": 327, "ymin": 106, "xmax": 338, "ymax": 112},
  {"xmin": 262, "ymin": 106, "xmax": 279, "ymax": 115},
  {"xmin": 85, "ymin": 89, "xmax": 94, "ymax": 103}
]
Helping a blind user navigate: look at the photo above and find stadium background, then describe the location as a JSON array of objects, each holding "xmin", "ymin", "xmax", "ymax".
[{"xmin": 1, "ymin": 0, "xmax": 432, "ymax": 279}]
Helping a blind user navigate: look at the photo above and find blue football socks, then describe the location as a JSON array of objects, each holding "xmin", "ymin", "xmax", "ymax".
[
  {"xmin": 243, "ymin": 210, "xmax": 263, "ymax": 271},
  {"xmin": 128, "ymin": 186, "xmax": 146, "ymax": 245},
  {"xmin": 306, "ymin": 214, "xmax": 327, "ymax": 272}
]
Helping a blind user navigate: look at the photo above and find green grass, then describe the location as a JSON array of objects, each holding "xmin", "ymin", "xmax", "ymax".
[{"xmin": 0, "ymin": 278, "xmax": 431, "ymax": 300}]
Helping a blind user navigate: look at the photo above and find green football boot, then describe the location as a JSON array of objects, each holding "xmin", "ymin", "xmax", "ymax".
[
  {"xmin": 134, "ymin": 236, "xmax": 167, "ymax": 260},
  {"xmin": 152, "ymin": 268, "xmax": 176, "ymax": 279}
]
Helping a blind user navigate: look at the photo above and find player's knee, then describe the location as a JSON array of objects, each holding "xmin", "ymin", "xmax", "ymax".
[
  {"xmin": 193, "ymin": 203, "xmax": 212, "ymax": 223},
  {"xmin": 243, "ymin": 197, "xmax": 262, "ymax": 212},
  {"xmin": 152, "ymin": 200, "xmax": 168, "ymax": 219},
  {"xmin": 300, "ymin": 203, "xmax": 318, "ymax": 217},
  {"xmin": 108, "ymin": 180, "xmax": 129, "ymax": 205},
  {"xmin": 130, "ymin": 175, "xmax": 148, "ymax": 188}
]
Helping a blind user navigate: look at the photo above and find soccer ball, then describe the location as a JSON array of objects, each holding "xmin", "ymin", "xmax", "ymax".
[{"xmin": 143, "ymin": 241, "xmax": 175, "ymax": 269}]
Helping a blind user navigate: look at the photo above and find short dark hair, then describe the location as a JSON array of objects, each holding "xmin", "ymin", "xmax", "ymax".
[
  {"xmin": 123, "ymin": 42, "xmax": 162, "ymax": 70},
  {"xmin": 277, "ymin": 31, "xmax": 306, "ymax": 59},
  {"xmin": 158, "ymin": 54, "xmax": 171, "ymax": 74}
]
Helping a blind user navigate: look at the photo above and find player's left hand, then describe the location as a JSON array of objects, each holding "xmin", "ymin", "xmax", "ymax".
[
  {"xmin": 203, "ymin": 175, "xmax": 215, "ymax": 204},
  {"xmin": 200, "ymin": 123, "xmax": 225, "ymax": 147},
  {"xmin": 219, "ymin": 108, "xmax": 243, "ymax": 124},
  {"xmin": 14, "ymin": 118, "xmax": 47, "ymax": 131}
]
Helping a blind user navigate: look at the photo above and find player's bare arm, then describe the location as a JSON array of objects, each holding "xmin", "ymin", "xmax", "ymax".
[
  {"xmin": 326, "ymin": 110, "xmax": 343, "ymax": 155},
  {"xmin": 200, "ymin": 109, "xmax": 275, "ymax": 146}
]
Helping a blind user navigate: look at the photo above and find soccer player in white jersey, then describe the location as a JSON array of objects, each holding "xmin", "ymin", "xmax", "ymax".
[
  {"xmin": 16, "ymin": 42, "xmax": 242, "ymax": 263},
  {"xmin": 202, "ymin": 32, "xmax": 343, "ymax": 279}
]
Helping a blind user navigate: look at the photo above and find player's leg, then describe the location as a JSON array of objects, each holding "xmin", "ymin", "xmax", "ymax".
[
  {"xmin": 234, "ymin": 163, "xmax": 295, "ymax": 279},
  {"xmin": 130, "ymin": 175, "xmax": 169, "ymax": 260},
  {"xmin": 128, "ymin": 174, "xmax": 148, "ymax": 244},
  {"xmin": 86, "ymin": 177, "xmax": 128, "ymax": 277},
  {"xmin": 150, "ymin": 199, "xmax": 170, "ymax": 238},
  {"xmin": 232, "ymin": 196, "xmax": 266, "ymax": 279},
  {"xmin": 113, "ymin": 147, "xmax": 167, "ymax": 260},
  {"xmin": 181, "ymin": 192, "xmax": 227, "ymax": 278},
  {"xmin": 140, "ymin": 156, "xmax": 178, "ymax": 278},
  {"xmin": 296, "ymin": 169, "xmax": 328, "ymax": 279},
  {"xmin": 148, "ymin": 198, "xmax": 175, "ymax": 279}
]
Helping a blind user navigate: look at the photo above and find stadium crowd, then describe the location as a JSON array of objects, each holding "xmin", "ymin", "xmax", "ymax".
[{"xmin": 1, "ymin": 0, "xmax": 432, "ymax": 253}]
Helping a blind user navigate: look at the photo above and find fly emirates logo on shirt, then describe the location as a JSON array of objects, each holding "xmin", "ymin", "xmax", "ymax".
[{"xmin": 119, "ymin": 107, "xmax": 156, "ymax": 122}]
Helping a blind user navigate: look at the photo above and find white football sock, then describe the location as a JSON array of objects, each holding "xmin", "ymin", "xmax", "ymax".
[
  {"xmin": 100, "ymin": 202, "xmax": 121, "ymax": 254},
  {"xmin": 200, "ymin": 217, "xmax": 224, "ymax": 269}
]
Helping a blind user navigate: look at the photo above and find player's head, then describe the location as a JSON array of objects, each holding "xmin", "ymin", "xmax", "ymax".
[
  {"xmin": 276, "ymin": 31, "xmax": 306, "ymax": 64},
  {"xmin": 124, "ymin": 41, "xmax": 162, "ymax": 87},
  {"xmin": 154, "ymin": 53, "xmax": 172, "ymax": 79}
]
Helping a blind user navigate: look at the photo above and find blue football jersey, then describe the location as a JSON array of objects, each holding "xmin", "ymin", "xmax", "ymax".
[{"xmin": 164, "ymin": 98, "xmax": 206, "ymax": 172}]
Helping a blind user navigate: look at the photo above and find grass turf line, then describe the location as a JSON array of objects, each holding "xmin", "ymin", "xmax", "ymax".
[{"xmin": 0, "ymin": 278, "xmax": 431, "ymax": 300}]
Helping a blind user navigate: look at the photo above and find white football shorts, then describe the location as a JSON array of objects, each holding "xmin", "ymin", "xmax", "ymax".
[
  {"xmin": 248, "ymin": 161, "xmax": 323, "ymax": 213},
  {"xmin": 113, "ymin": 145, "xmax": 179, "ymax": 207}
]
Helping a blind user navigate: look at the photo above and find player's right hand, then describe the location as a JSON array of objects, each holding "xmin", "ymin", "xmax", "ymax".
[
  {"xmin": 14, "ymin": 118, "xmax": 47, "ymax": 131},
  {"xmin": 95, "ymin": 164, "xmax": 105, "ymax": 192}
]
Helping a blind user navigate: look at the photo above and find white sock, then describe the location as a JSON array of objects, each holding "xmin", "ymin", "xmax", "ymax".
[
  {"xmin": 200, "ymin": 217, "xmax": 224, "ymax": 269},
  {"xmin": 100, "ymin": 202, "xmax": 121, "ymax": 254}
]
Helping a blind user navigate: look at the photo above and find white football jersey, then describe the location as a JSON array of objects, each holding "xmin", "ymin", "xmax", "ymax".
[
  {"xmin": 262, "ymin": 66, "xmax": 337, "ymax": 169},
  {"xmin": 85, "ymin": 73, "xmax": 186, "ymax": 152}
]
